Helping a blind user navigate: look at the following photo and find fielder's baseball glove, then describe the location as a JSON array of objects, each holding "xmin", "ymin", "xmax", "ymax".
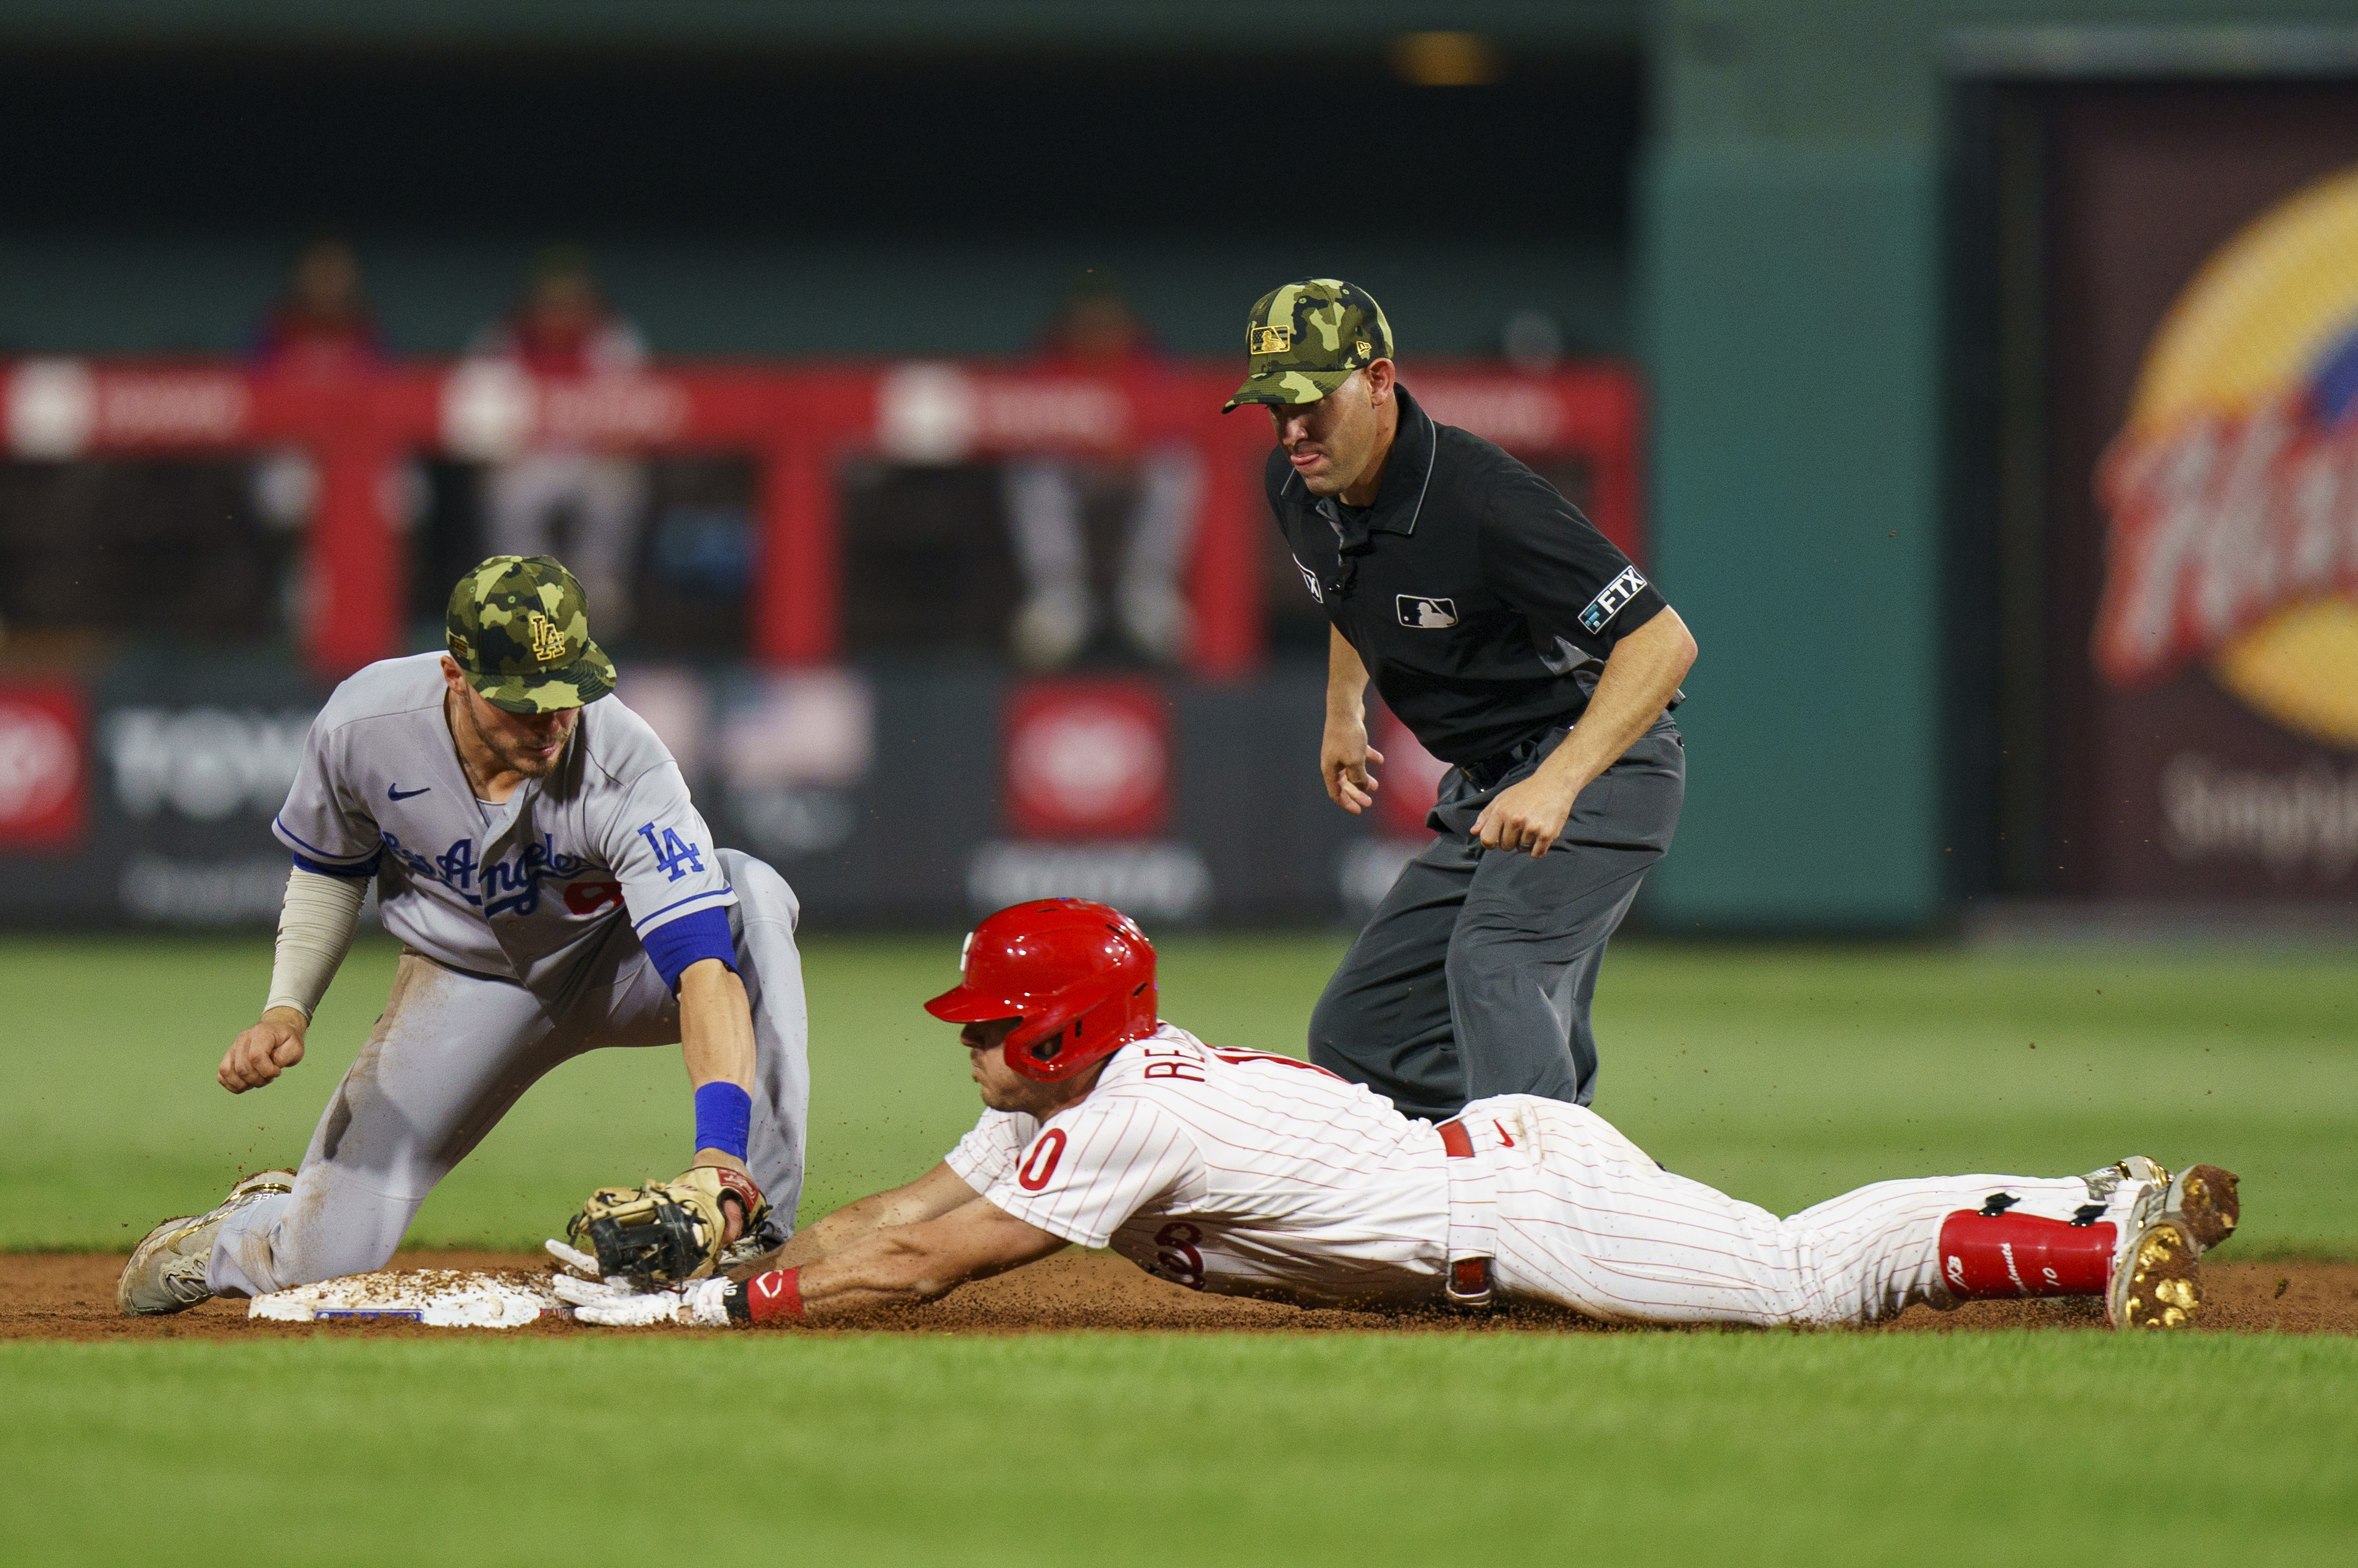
[{"xmin": 565, "ymin": 1166, "xmax": 770, "ymax": 1285}]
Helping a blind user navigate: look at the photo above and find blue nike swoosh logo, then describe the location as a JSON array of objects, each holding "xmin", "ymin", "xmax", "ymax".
[{"xmin": 388, "ymin": 785, "xmax": 431, "ymax": 801}]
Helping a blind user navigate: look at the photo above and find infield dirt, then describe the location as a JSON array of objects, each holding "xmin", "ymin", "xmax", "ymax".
[{"xmin": 6, "ymin": 1252, "xmax": 2352, "ymax": 1340}]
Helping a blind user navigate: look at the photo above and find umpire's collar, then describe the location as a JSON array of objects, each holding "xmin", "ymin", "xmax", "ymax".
[{"xmin": 1313, "ymin": 382, "xmax": 1438, "ymax": 550}]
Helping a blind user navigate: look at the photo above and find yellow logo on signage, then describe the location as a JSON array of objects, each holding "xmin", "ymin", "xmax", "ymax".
[
  {"xmin": 527, "ymin": 611, "xmax": 568, "ymax": 664},
  {"xmin": 1250, "ymin": 324, "xmax": 1294, "ymax": 356},
  {"xmin": 2098, "ymin": 165, "xmax": 2358, "ymax": 747}
]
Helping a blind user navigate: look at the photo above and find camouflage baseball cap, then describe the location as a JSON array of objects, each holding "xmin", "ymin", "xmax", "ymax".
[
  {"xmin": 1222, "ymin": 279, "xmax": 1396, "ymax": 412},
  {"xmin": 445, "ymin": 555, "xmax": 616, "ymax": 714}
]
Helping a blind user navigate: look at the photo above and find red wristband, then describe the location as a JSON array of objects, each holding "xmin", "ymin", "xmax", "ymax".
[{"xmin": 743, "ymin": 1267, "xmax": 803, "ymax": 1325}]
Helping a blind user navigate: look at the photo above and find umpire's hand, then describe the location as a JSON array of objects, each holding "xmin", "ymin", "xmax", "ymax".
[
  {"xmin": 1321, "ymin": 712, "xmax": 1385, "ymax": 814},
  {"xmin": 1473, "ymin": 773, "xmax": 1581, "ymax": 858},
  {"xmin": 220, "ymin": 1007, "xmax": 308, "ymax": 1093}
]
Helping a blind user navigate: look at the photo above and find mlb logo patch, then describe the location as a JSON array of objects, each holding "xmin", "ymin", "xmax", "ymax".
[
  {"xmin": 1578, "ymin": 566, "xmax": 1648, "ymax": 634},
  {"xmin": 1397, "ymin": 595, "xmax": 1459, "ymax": 629}
]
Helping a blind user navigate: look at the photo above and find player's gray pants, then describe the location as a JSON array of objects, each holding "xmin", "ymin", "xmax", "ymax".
[
  {"xmin": 208, "ymin": 849, "xmax": 809, "ymax": 1298},
  {"xmin": 1309, "ymin": 718, "xmax": 1683, "ymax": 1122}
]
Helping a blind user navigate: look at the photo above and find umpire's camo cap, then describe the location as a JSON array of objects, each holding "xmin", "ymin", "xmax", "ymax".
[
  {"xmin": 445, "ymin": 555, "xmax": 616, "ymax": 714},
  {"xmin": 1223, "ymin": 279, "xmax": 1396, "ymax": 413}
]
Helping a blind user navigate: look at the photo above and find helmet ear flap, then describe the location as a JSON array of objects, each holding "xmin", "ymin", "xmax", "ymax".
[{"xmin": 1002, "ymin": 986, "xmax": 1091, "ymax": 1077}]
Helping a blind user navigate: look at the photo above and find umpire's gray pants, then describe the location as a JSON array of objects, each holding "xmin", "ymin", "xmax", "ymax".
[
  {"xmin": 207, "ymin": 849, "xmax": 810, "ymax": 1298},
  {"xmin": 1310, "ymin": 719, "xmax": 1683, "ymax": 1122}
]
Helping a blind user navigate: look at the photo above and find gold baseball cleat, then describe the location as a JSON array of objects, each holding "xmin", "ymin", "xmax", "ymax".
[
  {"xmin": 2109, "ymin": 1216, "xmax": 2203, "ymax": 1331},
  {"xmin": 2169, "ymin": 1164, "xmax": 2241, "ymax": 1254}
]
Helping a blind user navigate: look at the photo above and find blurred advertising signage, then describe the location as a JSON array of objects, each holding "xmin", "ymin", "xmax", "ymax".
[
  {"xmin": 2062, "ymin": 130, "xmax": 2358, "ymax": 898},
  {"xmin": 0, "ymin": 684, "xmax": 86, "ymax": 849},
  {"xmin": 875, "ymin": 364, "xmax": 1130, "ymax": 464},
  {"xmin": 2095, "ymin": 166, "xmax": 2358, "ymax": 745},
  {"xmin": 103, "ymin": 707, "xmax": 313, "ymax": 820},
  {"xmin": 441, "ymin": 363, "xmax": 690, "ymax": 461},
  {"xmin": 1003, "ymin": 679, "xmax": 1170, "ymax": 840},
  {"xmin": 5, "ymin": 361, "xmax": 250, "ymax": 458},
  {"xmin": 1413, "ymin": 380, "xmax": 1568, "ymax": 450}
]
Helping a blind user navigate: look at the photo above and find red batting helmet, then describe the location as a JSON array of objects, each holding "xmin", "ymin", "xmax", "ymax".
[{"xmin": 923, "ymin": 899, "xmax": 1158, "ymax": 1081}]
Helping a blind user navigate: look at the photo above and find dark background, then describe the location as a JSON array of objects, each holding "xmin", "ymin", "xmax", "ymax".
[{"xmin": 0, "ymin": 48, "xmax": 1641, "ymax": 358}]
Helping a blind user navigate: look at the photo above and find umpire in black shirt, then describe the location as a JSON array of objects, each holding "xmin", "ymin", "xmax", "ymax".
[{"xmin": 1225, "ymin": 279, "xmax": 1696, "ymax": 1120}]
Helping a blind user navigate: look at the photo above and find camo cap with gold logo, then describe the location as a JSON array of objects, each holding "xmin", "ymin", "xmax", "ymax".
[
  {"xmin": 445, "ymin": 554, "xmax": 617, "ymax": 714},
  {"xmin": 1222, "ymin": 278, "xmax": 1396, "ymax": 413}
]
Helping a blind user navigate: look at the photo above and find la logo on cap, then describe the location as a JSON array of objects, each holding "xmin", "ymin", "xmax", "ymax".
[{"xmin": 528, "ymin": 611, "xmax": 568, "ymax": 663}]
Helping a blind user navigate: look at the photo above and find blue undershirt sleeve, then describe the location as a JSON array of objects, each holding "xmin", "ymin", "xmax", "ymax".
[
  {"xmin": 641, "ymin": 905, "xmax": 738, "ymax": 992},
  {"xmin": 292, "ymin": 849, "xmax": 380, "ymax": 880}
]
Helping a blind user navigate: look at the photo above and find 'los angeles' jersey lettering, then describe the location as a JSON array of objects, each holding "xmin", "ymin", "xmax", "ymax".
[{"xmin": 382, "ymin": 831, "xmax": 592, "ymax": 918}]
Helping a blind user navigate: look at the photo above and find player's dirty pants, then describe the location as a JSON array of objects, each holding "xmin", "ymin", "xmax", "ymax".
[
  {"xmin": 1310, "ymin": 718, "xmax": 1683, "ymax": 1121},
  {"xmin": 207, "ymin": 850, "xmax": 809, "ymax": 1298},
  {"xmin": 1463, "ymin": 1097, "xmax": 2134, "ymax": 1326}
]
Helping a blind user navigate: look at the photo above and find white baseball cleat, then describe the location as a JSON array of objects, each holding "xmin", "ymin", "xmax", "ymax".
[{"xmin": 117, "ymin": 1169, "xmax": 297, "ymax": 1317}]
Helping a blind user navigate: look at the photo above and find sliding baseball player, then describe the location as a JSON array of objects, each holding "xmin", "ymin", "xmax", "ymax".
[
  {"xmin": 554, "ymin": 899, "xmax": 2238, "ymax": 1333},
  {"xmin": 120, "ymin": 555, "xmax": 810, "ymax": 1314}
]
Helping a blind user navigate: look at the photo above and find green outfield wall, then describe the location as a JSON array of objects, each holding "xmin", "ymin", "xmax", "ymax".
[{"xmin": 1641, "ymin": 0, "xmax": 2358, "ymax": 930}]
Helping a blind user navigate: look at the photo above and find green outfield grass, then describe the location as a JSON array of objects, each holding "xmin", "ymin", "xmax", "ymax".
[
  {"xmin": 7, "ymin": 932, "xmax": 2355, "ymax": 1568},
  {"xmin": 6, "ymin": 932, "xmax": 2351, "ymax": 1252},
  {"xmin": 6, "ymin": 1332, "xmax": 2356, "ymax": 1567}
]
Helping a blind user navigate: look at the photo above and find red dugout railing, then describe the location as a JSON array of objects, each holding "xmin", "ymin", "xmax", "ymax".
[{"xmin": 1, "ymin": 357, "xmax": 1643, "ymax": 679}]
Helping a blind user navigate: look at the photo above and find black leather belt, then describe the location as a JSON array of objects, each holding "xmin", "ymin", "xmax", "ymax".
[{"xmin": 1457, "ymin": 727, "xmax": 1567, "ymax": 794}]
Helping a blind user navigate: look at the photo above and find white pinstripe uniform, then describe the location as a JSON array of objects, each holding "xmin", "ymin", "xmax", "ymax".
[{"xmin": 948, "ymin": 1024, "xmax": 2134, "ymax": 1325}]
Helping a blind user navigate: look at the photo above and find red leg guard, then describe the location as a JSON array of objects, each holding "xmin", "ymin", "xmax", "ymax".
[{"xmin": 1938, "ymin": 1209, "xmax": 2115, "ymax": 1299}]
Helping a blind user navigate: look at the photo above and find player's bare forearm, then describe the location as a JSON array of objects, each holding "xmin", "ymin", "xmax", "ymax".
[
  {"xmin": 1474, "ymin": 606, "xmax": 1696, "ymax": 855},
  {"xmin": 678, "ymin": 958, "xmax": 756, "ymax": 1167},
  {"xmin": 727, "ymin": 1162, "xmax": 980, "ymax": 1279},
  {"xmin": 788, "ymin": 1197, "xmax": 1066, "ymax": 1321},
  {"xmin": 1321, "ymin": 626, "xmax": 1384, "ymax": 813}
]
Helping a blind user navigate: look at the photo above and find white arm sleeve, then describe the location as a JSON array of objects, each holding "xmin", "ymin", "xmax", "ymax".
[{"xmin": 263, "ymin": 868, "xmax": 367, "ymax": 1021}]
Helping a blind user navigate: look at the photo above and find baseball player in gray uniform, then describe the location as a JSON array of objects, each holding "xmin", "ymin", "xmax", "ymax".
[{"xmin": 118, "ymin": 555, "xmax": 810, "ymax": 1315}]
